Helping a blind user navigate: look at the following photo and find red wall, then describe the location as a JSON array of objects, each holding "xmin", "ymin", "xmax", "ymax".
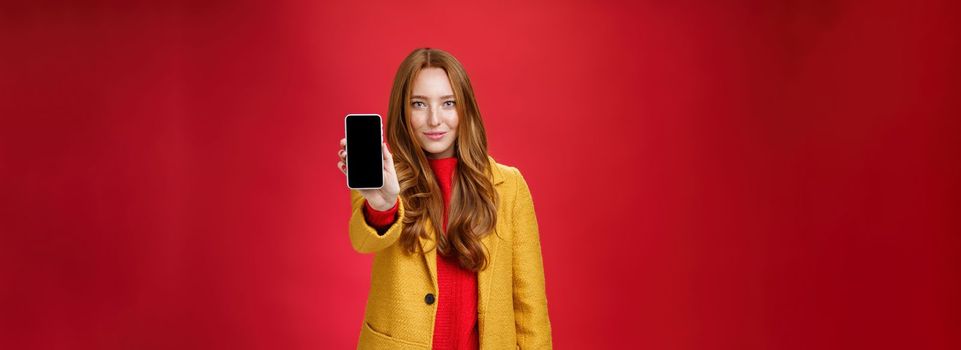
[{"xmin": 2, "ymin": 0, "xmax": 959, "ymax": 348}]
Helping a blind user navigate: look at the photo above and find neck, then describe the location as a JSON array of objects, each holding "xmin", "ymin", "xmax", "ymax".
[{"xmin": 427, "ymin": 153, "xmax": 457, "ymax": 161}]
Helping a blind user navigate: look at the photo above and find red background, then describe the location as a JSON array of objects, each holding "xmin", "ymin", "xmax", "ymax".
[{"xmin": 2, "ymin": 0, "xmax": 959, "ymax": 349}]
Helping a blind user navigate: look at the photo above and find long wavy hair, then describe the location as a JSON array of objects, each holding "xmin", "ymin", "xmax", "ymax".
[{"xmin": 385, "ymin": 48, "xmax": 498, "ymax": 272}]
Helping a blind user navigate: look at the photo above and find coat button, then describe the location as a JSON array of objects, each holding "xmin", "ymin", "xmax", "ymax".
[{"xmin": 425, "ymin": 293, "xmax": 436, "ymax": 305}]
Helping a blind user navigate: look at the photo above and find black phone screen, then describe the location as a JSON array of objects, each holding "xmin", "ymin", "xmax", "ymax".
[{"xmin": 345, "ymin": 114, "xmax": 384, "ymax": 189}]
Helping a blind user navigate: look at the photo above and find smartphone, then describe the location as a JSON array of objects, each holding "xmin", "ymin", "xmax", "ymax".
[{"xmin": 344, "ymin": 114, "xmax": 384, "ymax": 189}]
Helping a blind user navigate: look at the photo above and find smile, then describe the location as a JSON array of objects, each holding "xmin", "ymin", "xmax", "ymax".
[{"xmin": 423, "ymin": 132, "xmax": 447, "ymax": 140}]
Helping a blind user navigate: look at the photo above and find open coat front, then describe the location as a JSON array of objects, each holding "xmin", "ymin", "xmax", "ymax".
[{"xmin": 348, "ymin": 155, "xmax": 552, "ymax": 349}]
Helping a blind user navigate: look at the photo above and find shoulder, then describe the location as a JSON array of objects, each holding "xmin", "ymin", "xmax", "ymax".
[
  {"xmin": 488, "ymin": 155, "xmax": 527, "ymax": 190},
  {"xmin": 495, "ymin": 162, "xmax": 520, "ymax": 178}
]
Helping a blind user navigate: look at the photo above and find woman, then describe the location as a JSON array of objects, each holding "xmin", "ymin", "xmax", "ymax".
[{"xmin": 337, "ymin": 48, "xmax": 552, "ymax": 349}]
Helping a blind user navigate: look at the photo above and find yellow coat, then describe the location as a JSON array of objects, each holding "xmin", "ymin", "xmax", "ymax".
[{"xmin": 349, "ymin": 155, "xmax": 553, "ymax": 349}]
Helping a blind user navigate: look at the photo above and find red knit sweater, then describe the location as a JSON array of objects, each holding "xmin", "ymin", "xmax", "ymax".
[{"xmin": 362, "ymin": 156, "xmax": 479, "ymax": 350}]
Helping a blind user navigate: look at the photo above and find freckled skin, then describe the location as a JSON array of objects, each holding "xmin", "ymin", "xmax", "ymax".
[{"xmin": 408, "ymin": 67, "xmax": 459, "ymax": 159}]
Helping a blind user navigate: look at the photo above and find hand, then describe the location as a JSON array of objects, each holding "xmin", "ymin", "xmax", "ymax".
[{"xmin": 338, "ymin": 137, "xmax": 400, "ymax": 211}]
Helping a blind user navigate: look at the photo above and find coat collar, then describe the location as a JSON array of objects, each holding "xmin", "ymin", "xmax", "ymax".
[
  {"xmin": 488, "ymin": 155, "xmax": 506, "ymax": 186},
  {"xmin": 418, "ymin": 154, "xmax": 504, "ymax": 300}
]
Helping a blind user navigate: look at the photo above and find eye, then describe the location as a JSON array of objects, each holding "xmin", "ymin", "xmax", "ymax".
[
  {"xmin": 442, "ymin": 100, "xmax": 456, "ymax": 107},
  {"xmin": 411, "ymin": 101, "xmax": 426, "ymax": 108}
]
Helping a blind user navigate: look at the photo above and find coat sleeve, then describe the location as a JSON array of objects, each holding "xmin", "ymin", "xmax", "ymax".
[
  {"xmin": 364, "ymin": 198, "xmax": 399, "ymax": 232},
  {"xmin": 510, "ymin": 167, "xmax": 553, "ymax": 349},
  {"xmin": 348, "ymin": 189, "xmax": 406, "ymax": 254}
]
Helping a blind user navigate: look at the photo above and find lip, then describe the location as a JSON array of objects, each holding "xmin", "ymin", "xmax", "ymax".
[{"xmin": 423, "ymin": 131, "xmax": 447, "ymax": 140}]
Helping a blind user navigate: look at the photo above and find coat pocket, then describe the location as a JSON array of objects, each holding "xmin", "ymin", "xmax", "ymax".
[{"xmin": 358, "ymin": 321, "xmax": 428, "ymax": 349}]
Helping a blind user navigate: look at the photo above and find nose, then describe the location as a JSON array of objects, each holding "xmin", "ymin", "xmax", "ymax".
[{"xmin": 427, "ymin": 106, "xmax": 441, "ymax": 127}]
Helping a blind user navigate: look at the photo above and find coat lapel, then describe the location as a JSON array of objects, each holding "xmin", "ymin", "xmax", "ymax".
[{"xmin": 417, "ymin": 155, "xmax": 506, "ymax": 304}]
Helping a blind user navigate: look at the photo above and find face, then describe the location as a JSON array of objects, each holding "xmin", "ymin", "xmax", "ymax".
[{"xmin": 409, "ymin": 67, "xmax": 459, "ymax": 159}]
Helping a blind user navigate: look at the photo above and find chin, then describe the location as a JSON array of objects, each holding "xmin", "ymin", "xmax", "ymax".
[
  {"xmin": 421, "ymin": 143, "xmax": 452, "ymax": 156},
  {"xmin": 426, "ymin": 146, "xmax": 450, "ymax": 154}
]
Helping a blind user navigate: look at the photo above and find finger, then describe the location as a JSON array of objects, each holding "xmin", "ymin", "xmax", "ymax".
[
  {"xmin": 382, "ymin": 144, "xmax": 392, "ymax": 172},
  {"xmin": 383, "ymin": 143, "xmax": 395, "ymax": 168},
  {"xmin": 338, "ymin": 160, "xmax": 346, "ymax": 174},
  {"xmin": 340, "ymin": 138, "xmax": 346, "ymax": 147},
  {"xmin": 339, "ymin": 149, "xmax": 346, "ymax": 161}
]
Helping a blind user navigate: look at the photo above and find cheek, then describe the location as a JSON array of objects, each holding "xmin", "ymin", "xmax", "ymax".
[
  {"xmin": 444, "ymin": 111, "xmax": 459, "ymax": 128},
  {"xmin": 409, "ymin": 110, "xmax": 427, "ymax": 128}
]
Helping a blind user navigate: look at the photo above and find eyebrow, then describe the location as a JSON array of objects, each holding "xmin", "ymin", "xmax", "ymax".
[{"xmin": 410, "ymin": 95, "xmax": 455, "ymax": 100}]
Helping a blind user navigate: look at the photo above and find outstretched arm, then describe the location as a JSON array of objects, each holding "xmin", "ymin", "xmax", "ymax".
[{"xmin": 348, "ymin": 189, "xmax": 405, "ymax": 253}]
